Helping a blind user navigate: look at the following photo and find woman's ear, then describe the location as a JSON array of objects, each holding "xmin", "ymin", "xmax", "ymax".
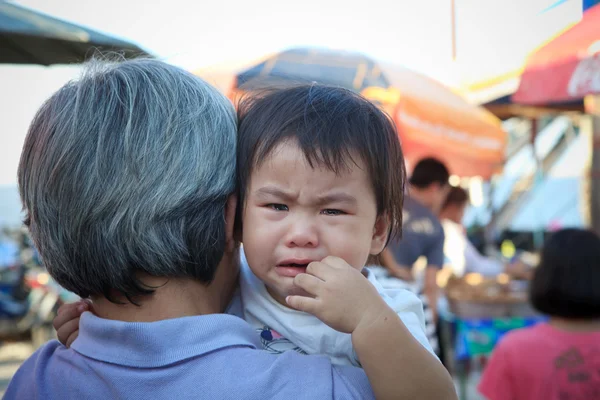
[
  {"xmin": 370, "ymin": 214, "xmax": 391, "ymax": 255},
  {"xmin": 224, "ymin": 194, "xmax": 238, "ymax": 252}
]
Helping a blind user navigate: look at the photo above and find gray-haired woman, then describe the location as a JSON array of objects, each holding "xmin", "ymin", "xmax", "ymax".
[{"xmin": 6, "ymin": 58, "xmax": 377, "ymax": 400}]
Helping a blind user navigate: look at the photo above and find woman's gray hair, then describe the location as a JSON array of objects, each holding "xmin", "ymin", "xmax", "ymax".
[{"xmin": 18, "ymin": 58, "xmax": 237, "ymax": 302}]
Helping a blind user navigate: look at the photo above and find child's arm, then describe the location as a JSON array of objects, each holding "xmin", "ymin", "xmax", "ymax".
[{"xmin": 287, "ymin": 256, "xmax": 457, "ymax": 400}]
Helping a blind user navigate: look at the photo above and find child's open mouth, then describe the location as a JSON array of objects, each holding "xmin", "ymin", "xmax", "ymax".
[{"xmin": 275, "ymin": 261, "xmax": 311, "ymax": 278}]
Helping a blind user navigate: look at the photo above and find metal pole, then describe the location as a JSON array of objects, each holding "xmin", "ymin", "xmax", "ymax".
[
  {"xmin": 584, "ymin": 95, "xmax": 600, "ymax": 235},
  {"xmin": 591, "ymin": 113, "xmax": 600, "ymax": 235},
  {"xmin": 451, "ymin": 0, "xmax": 457, "ymax": 61},
  {"xmin": 531, "ymin": 118, "xmax": 545, "ymax": 249}
]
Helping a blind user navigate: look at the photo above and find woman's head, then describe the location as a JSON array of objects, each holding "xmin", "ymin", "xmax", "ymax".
[
  {"xmin": 18, "ymin": 58, "xmax": 237, "ymax": 303},
  {"xmin": 439, "ymin": 186, "xmax": 469, "ymax": 224},
  {"xmin": 530, "ymin": 228, "xmax": 600, "ymax": 319}
]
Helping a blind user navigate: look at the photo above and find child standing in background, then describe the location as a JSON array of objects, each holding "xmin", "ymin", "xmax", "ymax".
[{"xmin": 479, "ymin": 228, "xmax": 600, "ymax": 400}]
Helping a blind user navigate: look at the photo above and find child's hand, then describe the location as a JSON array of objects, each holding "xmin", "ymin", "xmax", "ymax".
[
  {"xmin": 53, "ymin": 300, "xmax": 90, "ymax": 348},
  {"xmin": 286, "ymin": 256, "xmax": 389, "ymax": 334}
]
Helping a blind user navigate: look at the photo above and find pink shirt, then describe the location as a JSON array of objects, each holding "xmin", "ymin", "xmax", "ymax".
[{"xmin": 478, "ymin": 322, "xmax": 600, "ymax": 400}]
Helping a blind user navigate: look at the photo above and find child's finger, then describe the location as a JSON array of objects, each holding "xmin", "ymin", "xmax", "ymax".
[
  {"xmin": 286, "ymin": 295, "xmax": 319, "ymax": 314},
  {"xmin": 81, "ymin": 298, "xmax": 94, "ymax": 311},
  {"xmin": 56, "ymin": 317, "xmax": 81, "ymax": 346},
  {"xmin": 65, "ymin": 330, "xmax": 79, "ymax": 348},
  {"xmin": 306, "ymin": 261, "xmax": 335, "ymax": 281},
  {"xmin": 53, "ymin": 302, "xmax": 87, "ymax": 331},
  {"xmin": 293, "ymin": 273, "xmax": 322, "ymax": 296},
  {"xmin": 56, "ymin": 301, "xmax": 78, "ymax": 316},
  {"xmin": 320, "ymin": 256, "xmax": 348, "ymax": 269}
]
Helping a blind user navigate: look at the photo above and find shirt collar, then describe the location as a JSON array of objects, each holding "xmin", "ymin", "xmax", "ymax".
[{"xmin": 72, "ymin": 312, "xmax": 260, "ymax": 368}]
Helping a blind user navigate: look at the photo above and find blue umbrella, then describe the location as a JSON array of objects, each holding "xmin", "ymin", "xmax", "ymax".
[
  {"xmin": 0, "ymin": 2, "xmax": 150, "ymax": 65},
  {"xmin": 235, "ymin": 48, "xmax": 389, "ymax": 92}
]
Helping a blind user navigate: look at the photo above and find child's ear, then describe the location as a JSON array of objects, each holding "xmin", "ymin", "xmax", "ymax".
[{"xmin": 370, "ymin": 214, "xmax": 391, "ymax": 255}]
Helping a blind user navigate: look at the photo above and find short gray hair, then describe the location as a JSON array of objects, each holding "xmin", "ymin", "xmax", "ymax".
[{"xmin": 18, "ymin": 58, "xmax": 237, "ymax": 302}]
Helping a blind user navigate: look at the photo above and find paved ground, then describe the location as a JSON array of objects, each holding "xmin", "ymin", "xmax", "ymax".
[
  {"xmin": 0, "ymin": 340, "xmax": 486, "ymax": 399},
  {"xmin": 0, "ymin": 341, "xmax": 34, "ymax": 397},
  {"xmin": 455, "ymin": 370, "xmax": 486, "ymax": 400}
]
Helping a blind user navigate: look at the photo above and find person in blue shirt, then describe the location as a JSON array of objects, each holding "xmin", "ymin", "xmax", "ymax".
[
  {"xmin": 6, "ymin": 58, "xmax": 455, "ymax": 400},
  {"xmin": 373, "ymin": 158, "xmax": 450, "ymax": 354}
]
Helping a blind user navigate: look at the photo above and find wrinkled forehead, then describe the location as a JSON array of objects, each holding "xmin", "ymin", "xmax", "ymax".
[
  {"xmin": 244, "ymin": 139, "xmax": 377, "ymax": 207},
  {"xmin": 252, "ymin": 138, "xmax": 367, "ymax": 179}
]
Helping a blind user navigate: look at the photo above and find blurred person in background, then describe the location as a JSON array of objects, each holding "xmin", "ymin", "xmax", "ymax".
[
  {"xmin": 478, "ymin": 228, "xmax": 600, "ymax": 400},
  {"xmin": 439, "ymin": 186, "xmax": 531, "ymax": 279},
  {"xmin": 372, "ymin": 157, "xmax": 450, "ymax": 355}
]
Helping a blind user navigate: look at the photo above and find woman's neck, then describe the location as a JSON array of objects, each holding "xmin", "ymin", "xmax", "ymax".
[
  {"xmin": 549, "ymin": 317, "xmax": 600, "ymax": 332},
  {"xmin": 91, "ymin": 276, "xmax": 221, "ymax": 322},
  {"xmin": 91, "ymin": 250, "xmax": 240, "ymax": 322}
]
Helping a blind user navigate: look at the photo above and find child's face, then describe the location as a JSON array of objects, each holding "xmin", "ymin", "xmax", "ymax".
[{"xmin": 242, "ymin": 140, "xmax": 389, "ymax": 305}]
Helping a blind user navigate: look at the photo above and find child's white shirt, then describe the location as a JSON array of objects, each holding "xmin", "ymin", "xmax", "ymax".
[{"xmin": 236, "ymin": 251, "xmax": 435, "ymax": 366}]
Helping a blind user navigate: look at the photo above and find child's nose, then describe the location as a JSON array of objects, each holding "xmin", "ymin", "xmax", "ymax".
[{"xmin": 285, "ymin": 219, "xmax": 318, "ymax": 248}]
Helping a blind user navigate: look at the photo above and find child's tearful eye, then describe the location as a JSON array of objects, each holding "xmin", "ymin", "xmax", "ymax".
[
  {"xmin": 267, "ymin": 203, "xmax": 289, "ymax": 211},
  {"xmin": 321, "ymin": 209, "xmax": 345, "ymax": 216}
]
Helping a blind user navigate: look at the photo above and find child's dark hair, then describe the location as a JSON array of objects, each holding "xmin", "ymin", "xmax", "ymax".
[
  {"xmin": 236, "ymin": 84, "xmax": 406, "ymax": 240},
  {"xmin": 530, "ymin": 228, "xmax": 600, "ymax": 319}
]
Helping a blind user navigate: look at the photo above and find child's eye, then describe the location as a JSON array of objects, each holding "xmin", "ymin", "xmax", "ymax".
[
  {"xmin": 321, "ymin": 209, "xmax": 345, "ymax": 216},
  {"xmin": 267, "ymin": 204, "xmax": 289, "ymax": 211}
]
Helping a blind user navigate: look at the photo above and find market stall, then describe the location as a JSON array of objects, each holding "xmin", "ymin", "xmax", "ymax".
[
  {"xmin": 229, "ymin": 47, "xmax": 508, "ymax": 179},
  {"xmin": 441, "ymin": 273, "xmax": 546, "ymax": 400},
  {"xmin": 511, "ymin": 2, "xmax": 600, "ymax": 236},
  {"xmin": 512, "ymin": 3, "xmax": 600, "ymax": 106}
]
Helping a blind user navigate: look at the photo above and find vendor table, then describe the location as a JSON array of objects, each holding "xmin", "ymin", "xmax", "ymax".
[{"xmin": 441, "ymin": 314, "xmax": 547, "ymax": 400}]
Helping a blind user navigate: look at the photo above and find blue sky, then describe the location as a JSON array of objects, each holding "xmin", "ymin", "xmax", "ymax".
[{"xmin": 13, "ymin": 0, "xmax": 456, "ymax": 77}]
